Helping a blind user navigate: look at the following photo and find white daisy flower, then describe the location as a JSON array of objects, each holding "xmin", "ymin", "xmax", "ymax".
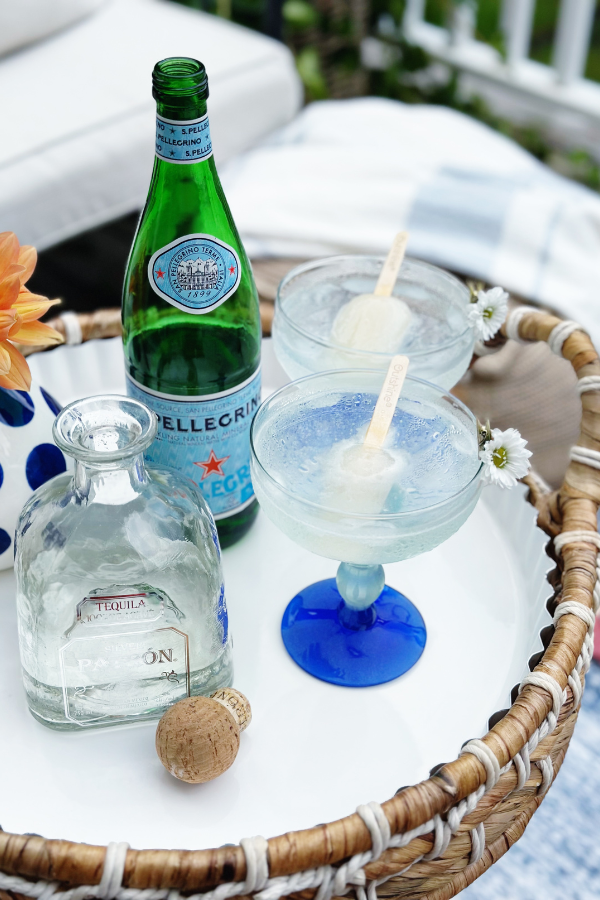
[
  {"xmin": 467, "ymin": 286, "xmax": 509, "ymax": 341},
  {"xmin": 480, "ymin": 427, "xmax": 532, "ymax": 488}
]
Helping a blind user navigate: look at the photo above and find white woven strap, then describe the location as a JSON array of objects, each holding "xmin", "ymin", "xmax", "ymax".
[
  {"xmin": 422, "ymin": 815, "xmax": 448, "ymax": 861},
  {"xmin": 460, "ymin": 739, "xmax": 501, "ymax": 791},
  {"xmin": 553, "ymin": 530, "xmax": 600, "ymax": 554},
  {"xmin": 535, "ymin": 756, "xmax": 554, "ymax": 795},
  {"xmin": 505, "ymin": 306, "xmax": 538, "ymax": 343},
  {"xmin": 570, "ymin": 446, "xmax": 600, "ymax": 470},
  {"xmin": 513, "ymin": 742, "xmax": 530, "ymax": 791},
  {"xmin": 97, "ymin": 842, "xmax": 129, "ymax": 899},
  {"xmin": 356, "ymin": 802, "xmax": 391, "ymax": 861},
  {"xmin": 577, "ymin": 375, "xmax": 600, "ymax": 395},
  {"xmin": 468, "ymin": 822, "xmax": 486, "ymax": 866},
  {"xmin": 37, "ymin": 884, "xmax": 59, "ymax": 900},
  {"xmin": 313, "ymin": 868, "xmax": 334, "ymax": 900},
  {"xmin": 553, "ymin": 601, "xmax": 596, "ymax": 630},
  {"xmin": 519, "ymin": 671, "xmax": 564, "ymax": 720},
  {"xmin": 240, "ymin": 837, "xmax": 270, "ymax": 893},
  {"xmin": 59, "ymin": 311, "xmax": 83, "ymax": 345},
  {"xmin": 548, "ymin": 320, "xmax": 581, "ymax": 356}
]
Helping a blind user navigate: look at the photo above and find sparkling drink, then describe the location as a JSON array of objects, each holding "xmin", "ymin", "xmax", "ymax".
[
  {"xmin": 252, "ymin": 374, "xmax": 481, "ymax": 564},
  {"xmin": 273, "ymin": 256, "xmax": 475, "ymax": 388},
  {"xmin": 122, "ymin": 58, "xmax": 261, "ymax": 548},
  {"xmin": 251, "ymin": 370, "xmax": 483, "ymax": 687}
]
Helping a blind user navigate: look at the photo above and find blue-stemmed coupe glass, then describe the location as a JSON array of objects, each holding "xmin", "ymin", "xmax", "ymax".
[{"xmin": 250, "ymin": 369, "xmax": 483, "ymax": 687}]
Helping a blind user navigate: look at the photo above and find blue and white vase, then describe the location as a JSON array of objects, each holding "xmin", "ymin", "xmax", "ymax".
[{"xmin": 0, "ymin": 382, "xmax": 67, "ymax": 570}]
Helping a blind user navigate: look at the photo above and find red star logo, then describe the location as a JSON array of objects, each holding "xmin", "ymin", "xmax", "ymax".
[
  {"xmin": 193, "ymin": 449, "xmax": 229, "ymax": 480},
  {"xmin": 155, "ymin": 268, "xmax": 165, "ymax": 279},
  {"xmin": 229, "ymin": 265, "xmax": 236, "ymax": 275}
]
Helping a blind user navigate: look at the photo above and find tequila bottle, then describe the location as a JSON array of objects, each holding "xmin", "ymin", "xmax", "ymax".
[
  {"xmin": 122, "ymin": 57, "xmax": 261, "ymax": 548},
  {"xmin": 14, "ymin": 396, "xmax": 232, "ymax": 731}
]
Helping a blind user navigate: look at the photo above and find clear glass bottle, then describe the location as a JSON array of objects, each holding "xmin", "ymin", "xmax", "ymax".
[
  {"xmin": 122, "ymin": 57, "xmax": 262, "ymax": 549},
  {"xmin": 14, "ymin": 395, "xmax": 232, "ymax": 731}
]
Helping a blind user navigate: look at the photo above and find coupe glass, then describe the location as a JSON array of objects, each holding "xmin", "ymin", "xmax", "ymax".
[
  {"xmin": 250, "ymin": 370, "xmax": 483, "ymax": 687},
  {"xmin": 272, "ymin": 256, "xmax": 475, "ymax": 389}
]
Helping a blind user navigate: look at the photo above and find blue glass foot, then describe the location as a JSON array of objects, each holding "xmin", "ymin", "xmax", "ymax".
[{"xmin": 281, "ymin": 578, "xmax": 427, "ymax": 687}]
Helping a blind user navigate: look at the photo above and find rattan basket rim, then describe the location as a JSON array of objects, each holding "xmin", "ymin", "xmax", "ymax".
[{"xmin": 2, "ymin": 306, "xmax": 597, "ymax": 900}]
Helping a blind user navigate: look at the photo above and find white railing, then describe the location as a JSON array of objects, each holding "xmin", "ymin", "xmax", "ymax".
[{"xmin": 401, "ymin": 0, "xmax": 600, "ymax": 124}]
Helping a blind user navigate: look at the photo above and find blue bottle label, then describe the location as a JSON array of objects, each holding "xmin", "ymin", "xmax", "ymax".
[
  {"xmin": 126, "ymin": 369, "xmax": 261, "ymax": 520},
  {"xmin": 155, "ymin": 113, "xmax": 212, "ymax": 164},
  {"xmin": 148, "ymin": 233, "xmax": 242, "ymax": 314}
]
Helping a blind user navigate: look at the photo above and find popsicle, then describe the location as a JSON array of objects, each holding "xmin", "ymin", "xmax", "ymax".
[
  {"xmin": 321, "ymin": 355, "xmax": 409, "ymax": 515},
  {"xmin": 330, "ymin": 232, "xmax": 411, "ymax": 352}
]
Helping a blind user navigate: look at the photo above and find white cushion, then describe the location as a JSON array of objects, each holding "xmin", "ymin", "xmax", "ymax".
[
  {"xmin": 0, "ymin": 0, "xmax": 105, "ymax": 58},
  {"xmin": 0, "ymin": 0, "xmax": 302, "ymax": 250}
]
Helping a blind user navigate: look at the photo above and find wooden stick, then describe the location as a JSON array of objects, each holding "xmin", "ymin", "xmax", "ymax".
[
  {"xmin": 364, "ymin": 355, "xmax": 409, "ymax": 450},
  {"xmin": 373, "ymin": 231, "xmax": 409, "ymax": 297}
]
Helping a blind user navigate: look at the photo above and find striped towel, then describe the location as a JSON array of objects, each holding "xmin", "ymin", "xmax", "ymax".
[{"xmin": 221, "ymin": 97, "xmax": 600, "ymax": 351}]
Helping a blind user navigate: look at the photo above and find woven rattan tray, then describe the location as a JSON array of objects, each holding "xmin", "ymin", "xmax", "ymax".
[{"xmin": 0, "ymin": 307, "xmax": 597, "ymax": 900}]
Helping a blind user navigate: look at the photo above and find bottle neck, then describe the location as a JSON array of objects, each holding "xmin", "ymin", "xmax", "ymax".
[
  {"xmin": 156, "ymin": 97, "xmax": 207, "ymax": 121},
  {"xmin": 74, "ymin": 454, "xmax": 148, "ymax": 505},
  {"xmin": 155, "ymin": 97, "xmax": 213, "ymax": 167}
]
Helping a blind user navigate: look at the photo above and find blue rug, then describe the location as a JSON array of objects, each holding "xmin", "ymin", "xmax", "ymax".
[{"xmin": 463, "ymin": 660, "xmax": 600, "ymax": 900}]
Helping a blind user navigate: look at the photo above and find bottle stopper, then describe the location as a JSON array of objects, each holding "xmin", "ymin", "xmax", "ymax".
[{"xmin": 156, "ymin": 687, "xmax": 251, "ymax": 783}]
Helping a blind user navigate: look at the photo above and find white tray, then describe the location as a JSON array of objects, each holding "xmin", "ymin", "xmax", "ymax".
[{"xmin": 0, "ymin": 339, "xmax": 553, "ymax": 850}]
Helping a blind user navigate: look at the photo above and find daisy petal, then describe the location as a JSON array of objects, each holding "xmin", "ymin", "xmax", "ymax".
[
  {"xmin": 469, "ymin": 286, "xmax": 509, "ymax": 341},
  {"xmin": 479, "ymin": 425, "xmax": 531, "ymax": 488},
  {"xmin": 0, "ymin": 341, "xmax": 31, "ymax": 390},
  {"xmin": 13, "ymin": 320, "xmax": 64, "ymax": 346}
]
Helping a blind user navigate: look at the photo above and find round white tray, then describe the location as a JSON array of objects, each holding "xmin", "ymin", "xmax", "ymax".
[{"xmin": 0, "ymin": 339, "xmax": 552, "ymax": 850}]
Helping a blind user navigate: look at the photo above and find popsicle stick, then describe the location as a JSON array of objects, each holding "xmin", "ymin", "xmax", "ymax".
[
  {"xmin": 373, "ymin": 231, "xmax": 409, "ymax": 297},
  {"xmin": 364, "ymin": 355, "xmax": 409, "ymax": 450}
]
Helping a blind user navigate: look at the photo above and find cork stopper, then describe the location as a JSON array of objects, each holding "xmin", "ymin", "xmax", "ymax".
[
  {"xmin": 211, "ymin": 687, "xmax": 252, "ymax": 732},
  {"xmin": 155, "ymin": 689, "xmax": 252, "ymax": 783}
]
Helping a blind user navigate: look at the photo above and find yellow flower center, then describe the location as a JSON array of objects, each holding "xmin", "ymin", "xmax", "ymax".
[
  {"xmin": 483, "ymin": 306, "xmax": 494, "ymax": 320},
  {"xmin": 492, "ymin": 447, "xmax": 508, "ymax": 469}
]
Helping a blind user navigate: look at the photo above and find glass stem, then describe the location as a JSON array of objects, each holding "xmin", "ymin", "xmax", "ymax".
[{"xmin": 336, "ymin": 563, "xmax": 385, "ymax": 630}]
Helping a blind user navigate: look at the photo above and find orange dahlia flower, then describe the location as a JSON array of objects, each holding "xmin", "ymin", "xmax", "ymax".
[{"xmin": 0, "ymin": 231, "xmax": 63, "ymax": 391}]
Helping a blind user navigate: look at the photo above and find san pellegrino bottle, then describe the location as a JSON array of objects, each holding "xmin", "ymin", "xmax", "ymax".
[{"xmin": 123, "ymin": 58, "xmax": 261, "ymax": 548}]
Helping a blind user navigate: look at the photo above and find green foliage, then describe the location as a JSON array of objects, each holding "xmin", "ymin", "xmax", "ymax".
[
  {"xmin": 365, "ymin": 1, "xmax": 600, "ymax": 193},
  {"xmin": 296, "ymin": 45, "xmax": 329, "ymax": 99},
  {"xmin": 170, "ymin": 0, "xmax": 269, "ymax": 32},
  {"xmin": 282, "ymin": 0, "xmax": 319, "ymax": 29},
  {"xmin": 169, "ymin": 0, "xmax": 600, "ymax": 193}
]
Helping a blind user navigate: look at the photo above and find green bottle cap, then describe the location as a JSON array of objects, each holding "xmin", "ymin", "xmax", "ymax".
[{"xmin": 152, "ymin": 57, "xmax": 209, "ymax": 102}]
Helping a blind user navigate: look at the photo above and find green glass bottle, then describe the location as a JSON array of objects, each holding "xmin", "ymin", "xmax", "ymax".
[{"xmin": 122, "ymin": 58, "xmax": 261, "ymax": 548}]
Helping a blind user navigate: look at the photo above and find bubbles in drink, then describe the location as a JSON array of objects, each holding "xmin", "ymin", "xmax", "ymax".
[
  {"xmin": 274, "ymin": 260, "xmax": 476, "ymax": 389},
  {"xmin": 260, "ymin": 390, "xmax": 479, "ymax": 516}
]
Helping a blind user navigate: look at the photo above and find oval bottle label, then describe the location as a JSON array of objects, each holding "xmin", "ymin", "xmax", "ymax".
[{"xmin": 148, "ymin": 234, "xmax": 242, "ymax": 314}]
